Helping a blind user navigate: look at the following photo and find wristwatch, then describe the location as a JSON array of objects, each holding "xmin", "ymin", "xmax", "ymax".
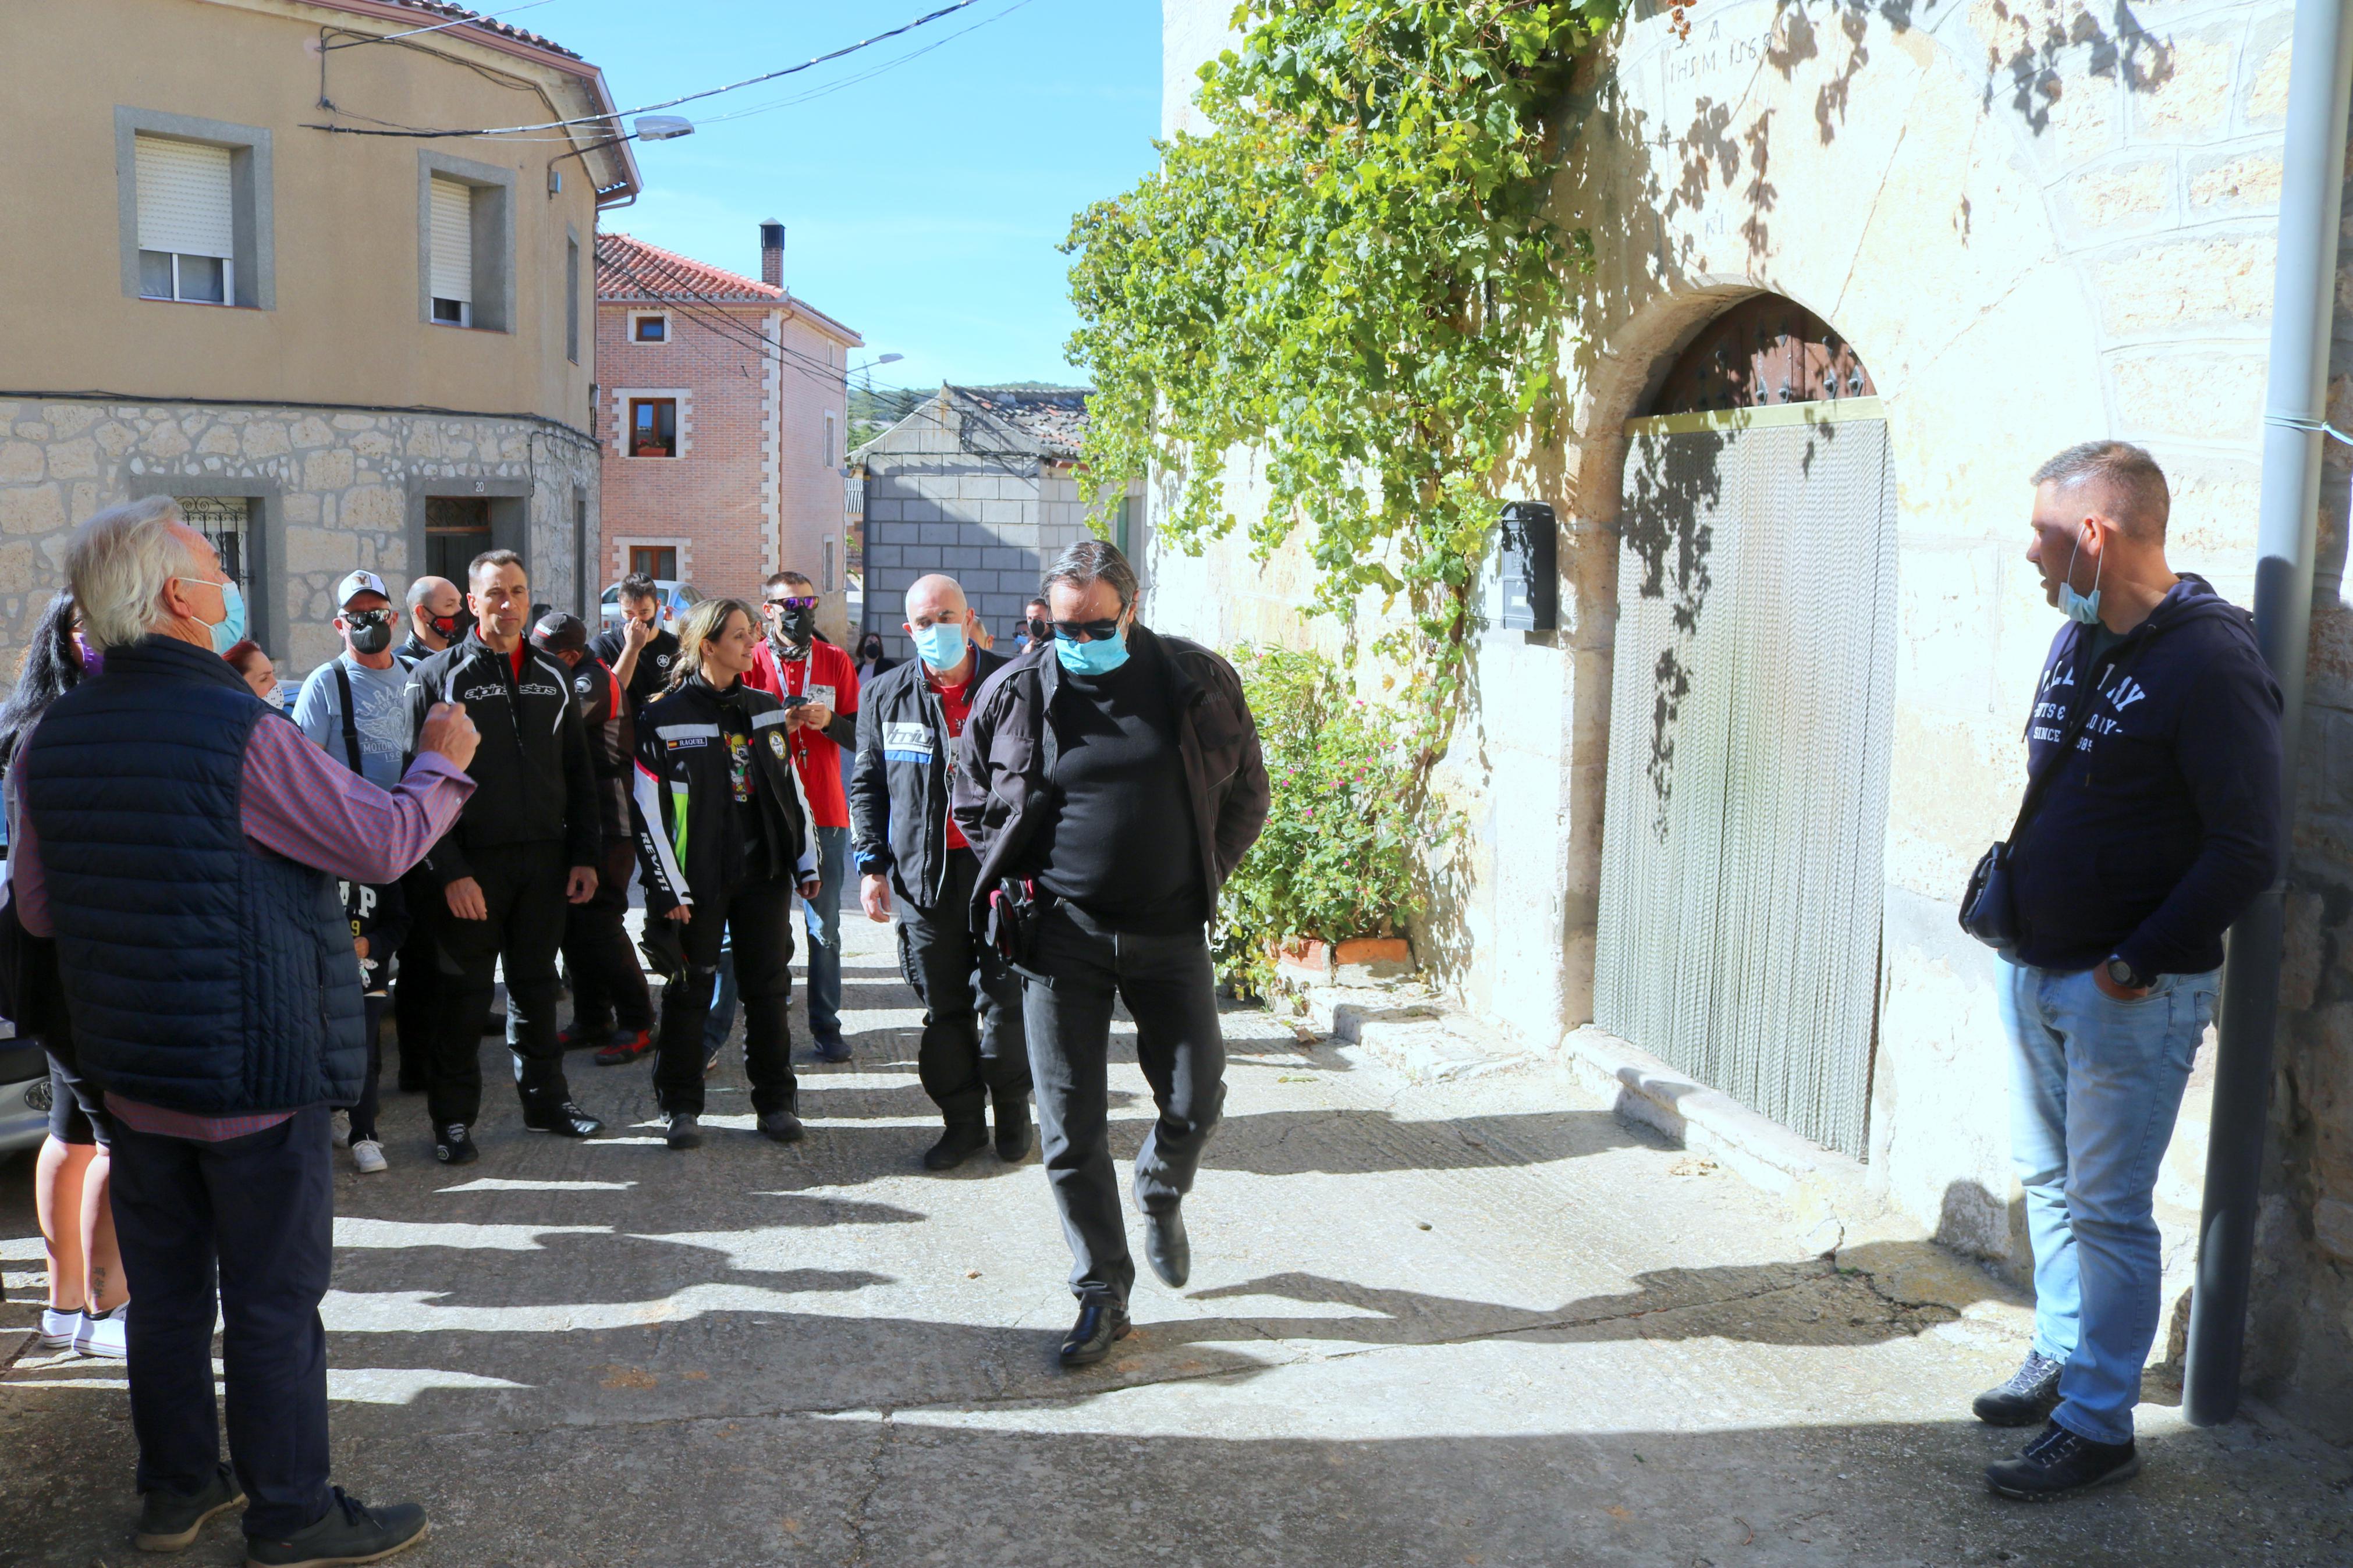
[{"xmin": 2104, "ymin": 955, "xmax": 2150, "ymax": 992}]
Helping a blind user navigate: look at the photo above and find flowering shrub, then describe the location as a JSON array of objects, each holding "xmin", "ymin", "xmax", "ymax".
[{"xmin": 1216, "ymin": 643, "xmax": 1419, "ymax": 994}]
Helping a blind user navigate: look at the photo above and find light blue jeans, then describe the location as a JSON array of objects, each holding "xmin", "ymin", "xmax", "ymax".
[
  {"xmin": 2000, "ymin": 960, "xmax": 2219, "ymax": 1445},
  {"xmin": 704, "ymin": 825, "xmax": 850, "ymax": 1054}
]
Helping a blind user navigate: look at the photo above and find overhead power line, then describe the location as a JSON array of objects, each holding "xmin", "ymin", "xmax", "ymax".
[{"xmin": 306, "ymin": 0, "xmax": 981, "ymax": 138}]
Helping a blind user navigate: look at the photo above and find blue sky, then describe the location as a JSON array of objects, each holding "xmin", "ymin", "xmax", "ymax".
[{"xmin": 531, "ymin": 0, "xmax": 1165, "ymax": 392}]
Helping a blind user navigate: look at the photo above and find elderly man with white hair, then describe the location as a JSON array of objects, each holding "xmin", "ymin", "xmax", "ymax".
[
  {"xmin": 849, "ymin": 573, "xmax": 1032, "ymax": 1172},
  {"xmin": 7, "ymin": 497, "xmax": 480, "ymax": 1566}
]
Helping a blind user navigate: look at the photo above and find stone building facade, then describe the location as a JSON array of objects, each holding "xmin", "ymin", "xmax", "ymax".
[
  {"xmin": 0, "ymin": 0, "xmax": 634, "ymax": 675},
  {"xmin": 855, "ymin": 387, "xmax": 1139, "ymax": 657},
  {"xmin": 594, "ymin": 227, "xmax": 861, "ymax": 636},
  {"xmin": 1154, "ymin": 0, "xmax": 2353, "ymax": 1432},
  {"xmin": 0, "ymin": 398, "xmax": 597, "ymax": 674}
]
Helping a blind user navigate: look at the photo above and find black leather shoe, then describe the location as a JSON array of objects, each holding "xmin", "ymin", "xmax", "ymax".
[
  {"xmin": 1974, "ymin": 1349, "xmax": 2064, "ymax": 1426},
  {"xmin": 1057, "ymin": 1297, "xmax": 1131, "ymax": 1368},
  {"xmin": 809, "ymin": 1038, "xmax": 853, "ymax": 1064},
  {"xmin": 433, "ymin": 1124, "xmax": 478, "ymax": 1165},
  {"xmin": 923, "ymin": 1123, "xmax": 989, "ymax": 1171},
  {"xmin": 1986, "ymin": 1420, "xmax": 2141, "ymax": 1501},
  {"xmin": 244, "ymin": 1488, "xmax": 428, "ymax": 1566},
  {"xmin": 1143, "ymin": 1205, "xmax": 1190, "ymax": 1288},
  {"xmin": 666, "ymin": 1112, "xmax": 702, "ymax": 1150},
  {"xmin": 759, "ymin": 1110, "xmax": 806, "ymax": 1144},
  {"xmin": 522, "ymin": 1100, "xmax": 603, "ymax": 1137},
  {"xmin": 994, "ymin": 1105, "xmax": 1032, "ymax": 1163},
  {"xmin": 134, "ymin": 1462, "xmax": 244, "ymax": 1551}
]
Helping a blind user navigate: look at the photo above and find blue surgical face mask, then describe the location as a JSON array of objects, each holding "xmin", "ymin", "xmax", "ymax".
[
  {"xmin": 180, "ymin": 575, "xmax": 247, "ymax": 656},
  {"xmin": 1055, "ymin": 620, "xmax": 1131, "ymax": 677},
  {"xmin": 2059, "ymin": 528, "xmax": 2103, "ymax": 626},
  {"xmin": 910, "ymin": 620, "xmax": 967, "ymax": 671}
]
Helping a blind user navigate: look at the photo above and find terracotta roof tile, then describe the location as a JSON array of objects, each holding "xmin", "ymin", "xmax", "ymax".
[
  {"xmin": 382, "ymin": 1, "xmax": 580, "ymax": 59},
  {"xmin": 950, "ymin": 385, "xmax": 1091, "ymax": 458},
  {"xmin": 596, "ymin": 232, "xmax": 784, "ymax": 303}
]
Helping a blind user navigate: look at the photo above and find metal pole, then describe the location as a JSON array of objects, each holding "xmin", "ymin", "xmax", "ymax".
[{"xmin": 2182, "ymin": 0, "xmax": 2353, "ymax": 1428}]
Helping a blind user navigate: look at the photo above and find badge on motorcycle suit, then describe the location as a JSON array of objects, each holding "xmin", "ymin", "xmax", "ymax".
[{"xmin": 769, "ymin": 731, "xmax": 787, "ymax": 759}]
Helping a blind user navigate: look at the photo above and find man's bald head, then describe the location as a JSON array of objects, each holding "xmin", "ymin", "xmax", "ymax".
[
  {"xmin": 904, "ymin": 574, "xmax": 967, "ymax": 624},
  {"xmin": 407, "ymin": 575, "xmax": 459, "ymax": 616}
]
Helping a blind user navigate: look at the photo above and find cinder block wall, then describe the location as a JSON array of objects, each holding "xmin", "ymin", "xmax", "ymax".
[{"xmin": 859, "ymin": 399, "xmax": 1094, "ymax": 660}]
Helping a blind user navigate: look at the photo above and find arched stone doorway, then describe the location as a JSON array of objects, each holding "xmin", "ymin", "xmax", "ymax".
[{"xmin": 1591, "ymin": 294, "xmax": 1894, "ymax": 1160}]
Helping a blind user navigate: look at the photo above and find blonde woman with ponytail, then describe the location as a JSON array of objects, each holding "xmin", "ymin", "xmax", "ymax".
[{"xmin": 629, "ymin": 597, "xmax": 824, "ymax": 1150}]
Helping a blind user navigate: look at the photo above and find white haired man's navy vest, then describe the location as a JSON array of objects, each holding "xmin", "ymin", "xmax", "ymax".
[{"xmin": 19, "ymin": 635, "xmax": 365, "ymax": 1112}]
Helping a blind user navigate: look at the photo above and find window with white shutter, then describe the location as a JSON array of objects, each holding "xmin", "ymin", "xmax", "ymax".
[
  {"xmin": 429, "ymin": 176, "xmax": 474, "ymax": 326},
  {"xmin": 136, "ymin": 136, "xmax": 234, "ymax": 304}
]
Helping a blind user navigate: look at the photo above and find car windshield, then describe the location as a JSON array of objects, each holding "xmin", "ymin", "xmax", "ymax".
[{"xmin": 601, "ymin": 587, "xmax": 619, "ymax": 605}]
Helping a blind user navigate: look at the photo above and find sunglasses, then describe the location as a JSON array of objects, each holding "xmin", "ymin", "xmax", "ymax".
[
  {"xmin": 1053, "ymin": 618, "xmax": 1123, "ymax": 643},
  {"xmin": 764, "ymin": 596, "xmax": 818, "ymax": 612},
  {"xmin": 344, "ymin": 608, "xmax": 397, "ymax": 628}
]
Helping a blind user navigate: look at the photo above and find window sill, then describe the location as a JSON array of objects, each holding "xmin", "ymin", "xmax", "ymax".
[
  {"xmin": 427, "ymin": 321, "xmax": 509, "ymax": 334},
  {"xmin": 137, "ymin": 297, "xmax": 255, "ymax": 310},
  {"xmin": 623, "ymin": 453, "xmax": 683, "ymax": 461}
]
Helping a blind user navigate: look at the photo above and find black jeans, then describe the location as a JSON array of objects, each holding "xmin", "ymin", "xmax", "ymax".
[
  {"xmin": 428, "ymin": 841, "xmax": 572, "ymax": 1129},
  {"xmin": 1021, "ymin": 904, "xmax": 1225, "ymax": 1305},
  {"xmin": 391, "ymin": 870, "xmax": 441, "ymax": 1089},
  {"xmin": 654, "ymin": 874, "xmax": 798, "ymax": 1118},
  {"xmin": 345, "ymin": 994, "xmax": 386, "ymax": 1144},
  {"xmin": 562, "ymin": 841, "xmax": 652, "ymax": 1035},
  {"xmin": 108, "ymin": 1105, "xmax": 335, "ymax": 1539},
  {"xmin": 897, "ymin": 848, "xmax": 1031, "ymax": 1127}
]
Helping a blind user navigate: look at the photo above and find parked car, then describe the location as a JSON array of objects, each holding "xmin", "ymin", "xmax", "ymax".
[
  {"xmin": 598, "ymin": 579, "xmax": 702, "ymax": 629},
  {"xmin": 0, "ymin": 1023, "xmax": 50, "ymax": 1158}
]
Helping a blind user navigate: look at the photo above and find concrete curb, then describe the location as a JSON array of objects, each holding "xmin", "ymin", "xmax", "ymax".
[{"xmin": 1557, "ymin": 1024, "xmax": 1890, "ymax": 1255}]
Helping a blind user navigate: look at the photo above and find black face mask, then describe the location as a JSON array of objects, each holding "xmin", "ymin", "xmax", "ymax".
[
  {"xmin": 346, "ymin": 610, "xmax": 395, "ymax": 656},
  {"xmin": 774, "ymin": 607, "xmax": 817, "ymax": 645},
  {"xmin": 859, "ymin": 639, "xmax": 883, "ymax": 662},
  {"xmin": 424, "ymin": 609, "xmax": 467, "ymax": 643}
]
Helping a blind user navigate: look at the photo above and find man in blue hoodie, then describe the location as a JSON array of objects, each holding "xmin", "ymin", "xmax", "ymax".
[{"xmin": 1974, "ymin": 442, "xmax": 2283, "ymax": 1501}]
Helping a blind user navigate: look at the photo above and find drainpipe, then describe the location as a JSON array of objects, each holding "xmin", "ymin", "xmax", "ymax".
[{"xmin": 2182, "ymin": 0, "xmax": 2353, "ymax": 1428}]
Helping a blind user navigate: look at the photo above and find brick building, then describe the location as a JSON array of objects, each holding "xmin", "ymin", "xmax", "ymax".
[{"xmin": 594, "ymin": 226, "xmax": 861, "ymax": 631}]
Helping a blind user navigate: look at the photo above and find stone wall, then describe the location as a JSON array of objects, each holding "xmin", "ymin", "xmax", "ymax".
[
  {"xmin": 0, "ymin": 395, "xmax": 596, "ymax": 677},
  {"xmin": 1152, "ymin": 0, "xmax": 2353, "ymax": 1428}
]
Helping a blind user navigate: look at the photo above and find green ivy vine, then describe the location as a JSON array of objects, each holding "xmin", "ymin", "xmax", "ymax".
[{"xmin": 1064, "ymin": 0, "xmax": 1626, "ymax": 805}]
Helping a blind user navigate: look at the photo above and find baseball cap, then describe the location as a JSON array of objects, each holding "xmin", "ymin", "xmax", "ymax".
[
  {"xmin": 530, "ymin": 611, "xmax": 589, "ymax": 654},
  {"xmin": 334, "ymin": 570, "xmax": 391, "ymax": 608}
]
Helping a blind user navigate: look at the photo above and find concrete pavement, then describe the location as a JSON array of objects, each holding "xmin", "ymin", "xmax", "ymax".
[{"xmin": 3, "ymin": 912, "xmax": 2348, "ymax": 1566}]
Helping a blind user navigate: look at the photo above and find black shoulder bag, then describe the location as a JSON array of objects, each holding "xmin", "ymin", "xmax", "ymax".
[
  {"xmin": 332, "ymin": 663, "xmax": 365, "ymax": 775},
  {"xmin": 1958, "ymin": 635, "xmax": 2149, "ymax": 955}
]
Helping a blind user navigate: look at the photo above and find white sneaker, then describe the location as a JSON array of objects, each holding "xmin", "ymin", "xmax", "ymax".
[
  {"xmin": 75, "ymin": 1304, "xmax": 126, "ymax": 1359},
  {"xmin": 37, "ymin": 1307, "xmax": 81, "ymax": 1350},
  {"xmin": 331, "ymin": 1109, "xmax": 352, "ymax": 1147},
  {"xmin": 351, "ymin": 1138, "xmax": 388, "ymax": 1174}
]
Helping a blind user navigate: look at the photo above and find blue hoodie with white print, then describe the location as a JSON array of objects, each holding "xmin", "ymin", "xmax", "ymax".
[{"xmin": 2008, "ymin": 574, "xmax": 2284, "ymax": 977}]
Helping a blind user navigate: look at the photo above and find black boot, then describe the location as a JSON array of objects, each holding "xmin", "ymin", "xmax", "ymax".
[
  {"xmin": 993, "ymin": 1098, "xmax": 1032, "ymax": 1162},
  {"xmin": 1058, "ymin": 1296, "xmax": 1131, "ymax": 1368},
  {"xmin": 1973, "ymin": 1348, "xmax": 2064, "ymax": 1426},
  {"xmin": 244, "ymin": 1488, "xmax": 428, "ymax": 1567},
  {"xmin": 1985, "ymin": 1420, "xmax": 2142, "ymax": 1501},
  {"xmin": 433, "ymin": 1123, "xmax": 478, "ymax": 1165},
  {"xmin": 133, "ymin": 1462, "xmax": 244, "ymax": 1552},
  {"xmin": 923, "ymin": 1122, "xmax": 989, "ymax": 1171},
  {"xmin": 521, "ymin": 1099, "xmax": 604, "ymax": 1137}
]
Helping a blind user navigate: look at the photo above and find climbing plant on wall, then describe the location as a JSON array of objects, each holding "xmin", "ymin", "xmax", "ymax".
[{"xmin": 1065, "ymin": 0, "xmax": 1626, "ymax": 802}]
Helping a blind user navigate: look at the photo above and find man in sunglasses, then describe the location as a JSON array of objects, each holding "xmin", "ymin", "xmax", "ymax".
[
  {"xmin": 952, "ymin": 540, "xmax": 1268, "ymax": 1367},
  {"xmin": 743, "ymin": 570, "xmax": 859, "ymax": 1061},
  {"xmin": 1016, "ymin": 596, "xmax": 1052, "ymax": 652},
  {"xmin": 293, "ymin": 572, "xmax": 421, "ymax": 1119}
]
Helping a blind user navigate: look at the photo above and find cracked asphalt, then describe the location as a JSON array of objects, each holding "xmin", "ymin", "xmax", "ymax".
[{"xmin": 3, "ymin": 912, "xmax": 2350, "ymax": 1566}]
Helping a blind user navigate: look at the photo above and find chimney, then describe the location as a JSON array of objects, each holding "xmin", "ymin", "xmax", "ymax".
[{"xmin": 759, "ymin": 221, "xmax": 786, "ymax": 289}]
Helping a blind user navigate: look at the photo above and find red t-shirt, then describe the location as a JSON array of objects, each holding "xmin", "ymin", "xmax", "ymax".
[
  {"xmin": 746, "ymin": 637, "xmax": 859, "ymax": 829},
  {"xmin": 929, "ymin": 666, "xmax": 975, "ymax": 851},
  {"xmin": 510, "ymin": 643, "xmax": 528, "ymax": 682}
]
